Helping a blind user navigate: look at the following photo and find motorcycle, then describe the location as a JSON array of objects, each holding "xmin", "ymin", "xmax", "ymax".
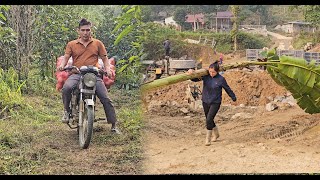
[{"xmin": 63, "ymin": 65, "xmax": 107, "ymax": 149}]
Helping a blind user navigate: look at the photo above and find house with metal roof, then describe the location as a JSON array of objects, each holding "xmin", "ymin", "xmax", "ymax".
[
  {"xmin": 214, "ymin": 11, "xmax": 233, "ymax": 32},
  {"xmin": 185, "ymin": 13, "xmax": 205, "ymax": 31},
  {"xmin": 185, "ymin": 11, "xmax": 234, "ymax": 32},
  {"xmin": 275, "ymin": 21, "xmax": 316, "ymax": 34}
]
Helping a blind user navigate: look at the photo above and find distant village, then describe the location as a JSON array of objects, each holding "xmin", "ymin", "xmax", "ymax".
[{"xmin": 153, "ymin": 10, "xmax": 317, "ymax": 35}]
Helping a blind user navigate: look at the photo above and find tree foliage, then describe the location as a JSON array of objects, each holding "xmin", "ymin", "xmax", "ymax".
[
  {"xmin": 112, "ymin": 5, "xmax": 146, "ymax": 87},
  {"xmin": 32, "ymin": 5, "xmax": 85, "ymax": 79},
  {"xmin": 0, "ymin": 67, "xmax": 26, "ymax": 117},
  {"xmin": 140, "ymin": 5, "xmax": 153, "ymax": 23},
  {"xmin": 0, "ymin": 5, "xmax": 16, "ymax": 71},
  {"xmin": 303, "ymin": 5, "xmax": 320, "ymax": 27},
  {"xmin": 173, "ymin": 7, "xmax": 191, "ymax": 30}
]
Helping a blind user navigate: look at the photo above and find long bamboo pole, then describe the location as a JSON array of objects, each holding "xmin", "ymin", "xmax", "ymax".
[
  {"xmin": 141, "ymin": 61, "xmax": 279, "ymax": 92},
  {"xmin": 141, "ymin": 69, "xmax": 208, "ymax": 92}
]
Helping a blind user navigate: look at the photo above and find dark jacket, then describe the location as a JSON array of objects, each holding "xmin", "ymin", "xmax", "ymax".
[
  {"xmin": 163, "ymin": 40, "xmax": 170, "ymax": 50},
  {"xmin": 191, "ymin": 73, "xmax": 236, "ymax": 104}
]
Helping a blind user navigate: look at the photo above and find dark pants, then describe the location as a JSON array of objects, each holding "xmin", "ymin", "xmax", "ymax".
[
  {"xmin": 62, "ymin": 74, "xmax": 117, "ymax": 124},
  {"xmin": 202, "ymin": 102, "xmax": 221, "ymax": 130},
  {"xmin": 165, "ymin": 48, "xmax": 170, "ymax": 56}
]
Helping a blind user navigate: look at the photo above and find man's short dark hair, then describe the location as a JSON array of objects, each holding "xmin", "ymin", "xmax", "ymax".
[
  {"xmin": 209, "ymin": 61, "xmax": 220, "ymax": 72},
  {"xmin": 79, "ymin": 18, "xmax": 91, "ymax": 28}
]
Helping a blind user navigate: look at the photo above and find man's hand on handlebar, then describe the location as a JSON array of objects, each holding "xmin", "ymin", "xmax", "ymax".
[
  {"xmin": 59, "ymin": 66, "xmax": 79, "ymax": 74},
  {"xmin": 99, "ymin": 68, "xmax": 112, "ymax": 78}
]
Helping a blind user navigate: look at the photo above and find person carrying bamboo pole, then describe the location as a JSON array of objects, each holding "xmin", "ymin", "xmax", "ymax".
[{"xmin": 187, "ymin": 61, "xmax": 236, "ymax": 146}]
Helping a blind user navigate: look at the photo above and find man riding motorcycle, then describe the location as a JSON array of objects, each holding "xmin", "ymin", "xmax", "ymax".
[{"xmin": 57, "ymin": 18, "xmax": 120, "ymax": 134}]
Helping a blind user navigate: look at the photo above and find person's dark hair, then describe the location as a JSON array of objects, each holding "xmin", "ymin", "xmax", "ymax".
[
  {"xmin": 209, "ymin": 61, "xmax": 220, "ymax": 72},
  {"xmin": 79, "ymin": 18, "xmax": 91, "ymax": 28}
]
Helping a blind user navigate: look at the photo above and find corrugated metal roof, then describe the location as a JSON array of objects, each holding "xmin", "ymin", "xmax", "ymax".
[
  {"xmin": 185, "ymin": 13, "xmax": 205, "ymax": 23},
  {"xmin": 287, "ymin": 21, "xmax": 311, "ymax": 25},
  {"xmin": 216, "ymin": 11, "xmax": 233, "ymax": 18}
]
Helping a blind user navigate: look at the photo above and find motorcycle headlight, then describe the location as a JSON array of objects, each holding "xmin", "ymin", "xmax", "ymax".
[{"xmin": 83, "ymin": 73, "xmax": 97, "ymax": 87}]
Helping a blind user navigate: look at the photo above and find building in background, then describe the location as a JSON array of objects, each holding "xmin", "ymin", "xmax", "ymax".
[
  {"xmin": 185, "ymin": 13, "xmax": 205, "ymax": 31},
  {"xmin": 275, "ymin": 21, "xmax": 317, "ymax": 35}
]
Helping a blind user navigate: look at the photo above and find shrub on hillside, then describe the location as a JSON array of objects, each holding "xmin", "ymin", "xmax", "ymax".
[
  {"xmin": 143, "ymin": 24, "xmax": 270, "ymax": 59},
  {"xmin": 0, "ymin": 68, "xmax": 26, "ymax": 118},
  {"xmin": 237, "ymin": 32, "xmax": 269, "ymax": 49}
]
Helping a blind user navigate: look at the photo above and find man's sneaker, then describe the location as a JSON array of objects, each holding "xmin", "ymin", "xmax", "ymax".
[
  {"xmin": 111, "ymin": 127, "xmax": 121, "ymax": 134},
  {"xmin": 61, "ymin": 111, "xmax": 70, "ymax": 124}
]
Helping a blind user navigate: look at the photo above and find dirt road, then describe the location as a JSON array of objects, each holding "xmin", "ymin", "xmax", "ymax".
[
  {"xmin": 267, "ymin": 31, "xmax": 293, "ymax": 50},
  {"xmin": 142, "ymin": 107, "xmax": 320, "ymax": 174},
  {"xmin": 141, "ymin": 70, "xmax": 320, "ymax": 174}
]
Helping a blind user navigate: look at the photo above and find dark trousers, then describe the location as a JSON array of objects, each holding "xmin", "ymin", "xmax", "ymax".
[
  {"xmin": 165, "ymin": 48, "xmax": 170, "ymax": 56},
  {"xmin": 202, "ymin": 102, "xmax": 221, "ymax": 130},
  {"xmin": 62, "ymin": 74, "xmax": 117, "ymax": 124}
]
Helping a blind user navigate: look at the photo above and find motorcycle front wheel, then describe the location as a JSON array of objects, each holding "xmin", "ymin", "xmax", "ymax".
[{"xmin": 78, "ymin": 105, "xmax": 94, "ymax": 149}]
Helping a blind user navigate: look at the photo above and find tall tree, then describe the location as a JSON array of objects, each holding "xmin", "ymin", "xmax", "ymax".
[
  {"xmin": 8, "ymin": 5, "xmax": 35, "ymax": 80},
  {"xmin": 0, "ymin": 5, "xmax": 16, "ymax": 70},
  {"xmin": 303, "ymin": 5, "xmax": 320, "ymax": 27},
  {"xmin": 140, "ymin": 5, "xmax": 152, "ymax": 23},
  {"xmin": 255, "ymin": 5, "xmax": 268, "ymax": 25},
  {"xmin": 289, "ymin": 5, "xmax": 320, "ymax": 27},
  {"xmin": 230, "ymin": 5, "xmax": 241, "ymax": 52},
  {"xmin": 32, "ymin": 5, "xmax": 83, "ymax": 79},
  {"xmin": 244, "ymin": 5, "xmax": 268, "ymax": 25},
  {"xmin": 173, "ymin": 7, "xmax": 191, "ymax": 30}
]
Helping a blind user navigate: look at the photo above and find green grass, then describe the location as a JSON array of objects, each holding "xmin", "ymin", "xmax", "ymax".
[
  {"xmin": 0, "ymin": 86, "xmax": 144, "ymax": 174},
  {"xmin": 292, "ymin": 32, "xmax": 320, "ymax": 50}
]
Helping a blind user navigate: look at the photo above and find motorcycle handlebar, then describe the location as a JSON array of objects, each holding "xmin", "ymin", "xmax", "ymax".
[
  {"xmin": 98, "ymin": 69, "xmax": 111, "ymax": 77},
  {"xmin": 63, "ymin": 66, "xmax": 79, "ymax": 72},
  {"xmin": 62, "ymin": 66, "xmax": 110, "ymax": 78}
]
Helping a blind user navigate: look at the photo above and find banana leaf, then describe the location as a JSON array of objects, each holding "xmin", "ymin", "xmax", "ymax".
[{"xmin": 264, "ymin": 50, "xmax": 320, "ymax": 114}]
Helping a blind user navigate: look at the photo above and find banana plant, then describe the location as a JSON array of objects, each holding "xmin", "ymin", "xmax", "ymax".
[
  {"xmin": 262, "ymin": 48, "xmax": 320, "ymax": 114},
  {"xmin": 141, "ymin": 48, "xmax": 320, "ymax": 114}
]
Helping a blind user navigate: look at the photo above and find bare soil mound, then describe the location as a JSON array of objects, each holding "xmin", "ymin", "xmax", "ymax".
[{"xmin": 308, "ymin": 43, "xmax": 320, "ymax": 52}]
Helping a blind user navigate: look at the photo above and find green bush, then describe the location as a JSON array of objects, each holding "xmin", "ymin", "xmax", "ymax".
[
  {"xmin": 292, "ymin": 31, "xmax": 320, "ymax": 49},
  {"xmin": 0, "ymin": 68, "xmax": 25, "ymax": 114},
  {"xmin": 313, "ymin": 31, "xmax": 320, "ymax": 43},
  {"xmin": 25, "ymin": 68, "xmax": 56, "ymax": 97},
  {"xmin": 216, "ymin": 43, "xmax": 233, "ymax": 54},
  {"xmin": 237, "ymin": 32, "xmax": 269, "ymax": 49}
]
